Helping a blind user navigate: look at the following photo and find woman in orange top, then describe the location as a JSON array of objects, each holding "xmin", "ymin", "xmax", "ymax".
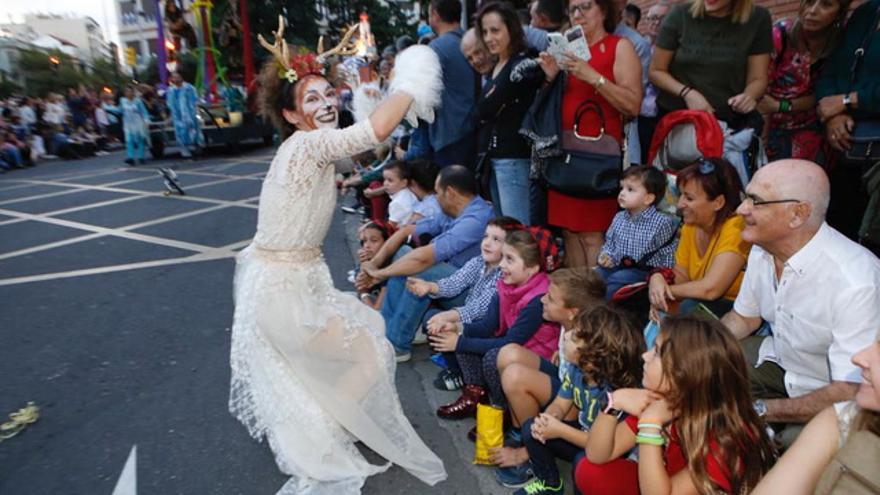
[{"xmin": 648, "ymin": 158, "xmax": 750, "ymax": 318}]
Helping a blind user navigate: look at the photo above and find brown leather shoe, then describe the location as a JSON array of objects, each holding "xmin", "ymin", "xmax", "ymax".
[{"xmin": 436, "ymin": 384, "xmax": 486, "ymax": 419}]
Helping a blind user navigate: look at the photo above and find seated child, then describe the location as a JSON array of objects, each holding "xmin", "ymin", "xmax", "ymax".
[
  {"xmin": 407, "ymin": 216, "xmax": 520, "ymax": 390},
  {"xmin": 511, "ymin": 307, "xmax": 643, "ymax": 495},
  {"xmin": 491, "ymin": 268, "xmax": 606, "ymax": 485},
  {"xmin": 381, "ymin": 160, "xmax": 419, "ymax": 229},
  {"xmin": 596, "ymin": 165, "xmax": 678, "ymax": 300},
  {"xmin": 356, "ymin": 221, "xmax": 393, "ymax": 309},
  {"xmin": 577, "ymin": 315, "xmax": 775, "ymax": 495},
  {"xmin": 428, "ymin": 228, "xmax": 560, "ymax": 420}
]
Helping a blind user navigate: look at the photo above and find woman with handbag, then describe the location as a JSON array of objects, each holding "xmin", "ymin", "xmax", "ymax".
[
  {"xmin": 751, "ymin": 333, "xmax": 880, "ymax": 495},
  {"xmin": 475, "ymin": 2, "xmax": 544, "ymax": 225},
  {"xmin": 758, "ymin": 0, "xmax": 851, "ymax": 163},
  {"xmin": 537, "ymin": 0, "xmax": 643, "ymax": 268},
  {"xmin": 815, "ymin": 0, "xmax": 880, "ymax": 255}
]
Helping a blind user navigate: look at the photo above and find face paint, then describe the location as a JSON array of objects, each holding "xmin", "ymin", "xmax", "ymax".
[{"xmin": 294, "ymin": 75, "xmax": 339, "ymax": 131}]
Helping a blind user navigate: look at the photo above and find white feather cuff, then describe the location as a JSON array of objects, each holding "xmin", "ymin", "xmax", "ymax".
[
  {"xmin": 389, "ymin": 45, "xmax": 443, "ymax": 127},
  {"xmin": 351, "ymin": 83, "xmax": 383, "ymax": 122}
]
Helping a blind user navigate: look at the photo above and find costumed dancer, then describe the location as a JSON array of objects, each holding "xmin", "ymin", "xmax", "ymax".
[
  {"xmin": 227, "ymin": 17, "xmax": 446, "ymax": 495},
  {"xmin": 119, "ymin": 86, "xmax": 151, "ymax": 166},
  {"xmin": 165, "ymin": 71, "xmax": 204, "ymax": 158}
]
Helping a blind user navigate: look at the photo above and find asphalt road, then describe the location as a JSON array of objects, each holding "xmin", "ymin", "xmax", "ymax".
[{"xmin": 0, "ymin": 148, "xmax": 528, "ymax": 495}]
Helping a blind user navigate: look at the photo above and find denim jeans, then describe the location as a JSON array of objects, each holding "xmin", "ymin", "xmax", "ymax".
[
  {"xmin": 489, "ymin": 158, "xmax": 531, "ymax": 224},
  {"xmin": 381, "ymin": 247, "xmax": 467, "ymax": 353},
  {"xmin": 594, "ymin": 266, "xmax": 650, "ymax": 300},
  {"xmin": 529, "ymin": 179, "xmax": 547, "ymax": 227}
]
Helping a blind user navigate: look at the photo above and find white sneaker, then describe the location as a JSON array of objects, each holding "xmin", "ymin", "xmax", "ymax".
[
  {"xmin": 395, "ymin": 350, "xmax": 412, "ymax": 363},
  {"xmin": 411, "ymin": 332, "xmax": 428, "ymax": 345}
]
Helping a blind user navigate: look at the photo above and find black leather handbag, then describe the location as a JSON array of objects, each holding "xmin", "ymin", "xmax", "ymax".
[
  {"xmin": 542, "ymin": 100, "xmax": 622, "ymax": 198},
  {"xmin": 846, "ymin": 120, "xmax": 880, "ymax": 163}
]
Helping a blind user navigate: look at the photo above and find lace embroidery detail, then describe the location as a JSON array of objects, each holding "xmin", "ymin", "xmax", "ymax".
[{"xmin": 229, "ymin": 119, "xmax": 446, "ymax": 494}]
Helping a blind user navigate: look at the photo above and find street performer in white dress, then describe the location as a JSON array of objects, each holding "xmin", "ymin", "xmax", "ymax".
[{"xmin": 228, "ymin": 18, "xmax": 446, "ymax": 494}]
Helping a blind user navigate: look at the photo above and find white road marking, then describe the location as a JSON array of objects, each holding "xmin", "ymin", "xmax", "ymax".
[
  {"xmin": 0, "ymin": 158, "xmax": 267, "ymax": 285},
  {"xmin": 110, "ymin": 445, "xmax": 137, "ymax": 495}
]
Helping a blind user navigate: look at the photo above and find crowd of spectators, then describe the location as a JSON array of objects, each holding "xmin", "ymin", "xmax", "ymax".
[
  {"xmin": 332, "ymin": 0, "xmax": 880, "ymax": 493},
  {"xmin": 0, "ymin": 76, "xmax": 196, "ymax": 171}
]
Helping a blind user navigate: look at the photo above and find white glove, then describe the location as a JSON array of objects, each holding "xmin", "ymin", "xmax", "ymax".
[{"xmin": 388, "ymin": 45, "xmax": 443, "ymax": 127}]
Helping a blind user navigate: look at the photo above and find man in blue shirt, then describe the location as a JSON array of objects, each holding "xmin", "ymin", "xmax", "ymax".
[
  {"xmin": 427, "ymin": 0, "xmax": 478, "ymax": 168},
  {"xmin": 361, "ymin": 166, "xmax": 494, "ymax": 362}
]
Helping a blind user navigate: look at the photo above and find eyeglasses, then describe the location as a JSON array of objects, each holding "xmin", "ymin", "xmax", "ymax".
[
  {"xmin": 568, "ymin": 1, "xmax": 594, "ymax": 17},
  {"xmin": 739, "ymin": 191, "xmax": 802, "ymax": 207}
]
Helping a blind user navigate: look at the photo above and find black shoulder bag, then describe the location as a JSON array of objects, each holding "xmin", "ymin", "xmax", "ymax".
[
  {"xmin": 845, "ymin": 4, "xmax": 880, "ymax": 163},
  {"xmin": 541, "ymin": 100, "xmax": 623, "ymax": 198}
]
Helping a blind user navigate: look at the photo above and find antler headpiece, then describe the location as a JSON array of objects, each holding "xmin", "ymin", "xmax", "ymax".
[
  {"xmin": 316, "ymin": 23, "xmax": 361, "ymax": 62},
  {"xmin": 259, "ymin": 16, "xmax": 365, "ymax": 84},
  {"xmin": 258, "ymin": 16, "xmax": 325, "ymax": 84}
]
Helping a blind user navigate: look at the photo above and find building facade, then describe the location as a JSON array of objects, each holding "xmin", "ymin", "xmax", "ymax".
[{"xmin": 3, "ymin": 14, "xmax": 114, "ymax": 64}]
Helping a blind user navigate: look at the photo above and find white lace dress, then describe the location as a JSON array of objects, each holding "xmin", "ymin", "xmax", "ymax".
[{"xmin": 229, "ymin": 120, "xmax": 447, "ymax": 494}]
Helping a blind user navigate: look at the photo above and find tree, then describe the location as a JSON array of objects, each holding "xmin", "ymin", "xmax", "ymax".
[
  {"xmin": 0, "ymin": 76, "xmax": 21, "ymax": 99},
  {"xmin": 18, "ymin": 49, "xmax": 85, "ymax": 96},
  {"xmin": 85, "ymin": 59, "xmax": 128, "ymax": 90}
]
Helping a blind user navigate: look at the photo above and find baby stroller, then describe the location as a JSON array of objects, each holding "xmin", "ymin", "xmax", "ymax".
[{"xmin": 646, "ymin": 109, "xmax": 766, "ymax": 212}]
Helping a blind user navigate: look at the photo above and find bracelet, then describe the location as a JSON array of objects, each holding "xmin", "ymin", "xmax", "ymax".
[
  {"xmin": 678, "ymin": 85, "xmax": 692, "ymax": 98},
  {"xmin": 778, "ymin": 98, "xmax": 792, "ymax": 113},
  {"xmin": 637, "ymin": 430, "xmax": 664, "ymax": 438},
  {"xmin": 636, "ymin": 433, "xmax": 666, "ymax": 446},
  {"xmin": 637, "ymin": 422, "xmax": 663, "ymax": 431}
]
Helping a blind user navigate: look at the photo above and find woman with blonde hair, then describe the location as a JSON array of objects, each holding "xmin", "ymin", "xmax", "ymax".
[{"xmin": 649, "ymin": 0, "xmax": 773, "ymax": 131}]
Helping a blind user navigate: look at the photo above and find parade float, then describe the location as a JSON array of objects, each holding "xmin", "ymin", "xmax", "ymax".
[{"xmin": 148, "ymin": 0, "xmax": 272, "ymax": 158}]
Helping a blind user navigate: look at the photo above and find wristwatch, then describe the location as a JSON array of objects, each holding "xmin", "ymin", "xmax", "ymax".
[
  {"xmin": 594, "ymin": 76, "xmax": 607, "ymax": 89},
  {"xmin": 753, "ymin": 399, "xmax": 768, "ymax": 417},
  {"xmin": 600, "ymin": 391, "xmax": 625, "ymax": 419},
  {"xmin": 843, "ymin": 93, "xmax": 854, "ymax": 111}
]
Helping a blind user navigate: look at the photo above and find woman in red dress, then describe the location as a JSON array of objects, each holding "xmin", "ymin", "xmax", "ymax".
[{"xmin": 538, "ymin": 0, "xmax": 643, "ymax": 267}]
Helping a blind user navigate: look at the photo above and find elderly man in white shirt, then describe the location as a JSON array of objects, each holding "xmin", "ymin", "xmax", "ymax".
[{"xmin": 721, "ymin": 159, "xmax": 880, "ymax": 445}]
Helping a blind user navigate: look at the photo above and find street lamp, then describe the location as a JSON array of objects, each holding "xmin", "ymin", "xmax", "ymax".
[{"xmin": 49, "ymin": 55, "xmax": 61, "ymax": 73}]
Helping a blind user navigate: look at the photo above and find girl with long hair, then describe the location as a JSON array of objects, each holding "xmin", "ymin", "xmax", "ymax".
[{"xmin": 577, "ymin": 315, "xmax": 776, "ymax": 495}]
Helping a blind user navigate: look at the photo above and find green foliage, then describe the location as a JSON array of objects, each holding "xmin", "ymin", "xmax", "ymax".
[
  {"xmin": 0, "ymin": 76, "xmax": 22, "ymax": 99},
  {"xmin": 18, "ymin": 49, "xmax": 85, "ymax": 96},
  {"xmin": 17, "ymin": 49, "xmax": 131, "ymax": 96}
]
